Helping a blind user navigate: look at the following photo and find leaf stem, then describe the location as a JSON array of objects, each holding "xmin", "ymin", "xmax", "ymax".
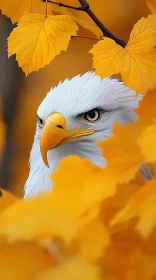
[
  {"xmin": 44, "ymin": 0, "xmax": 126, "ymax": 47},
  {"xmin": 46, "ymin": 0, "xmax": 48, "ymax": 16},
  {"xmin": 72, "ymin": 35, "xmax": 98, "ymax": 41}
]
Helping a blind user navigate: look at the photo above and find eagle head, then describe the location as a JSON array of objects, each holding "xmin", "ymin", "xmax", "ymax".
[{"xmin": 24, "ymin": 72, "xmax": 140, "ymax": 198}]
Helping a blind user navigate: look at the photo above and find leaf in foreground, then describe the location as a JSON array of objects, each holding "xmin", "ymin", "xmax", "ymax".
[
  {"xmin": 37, "ymin": 256, "xmax": 102, "ymax": 280},
  {"xmin": 8, "ymin": 13, "xmax": 78, "ymax": 76}
]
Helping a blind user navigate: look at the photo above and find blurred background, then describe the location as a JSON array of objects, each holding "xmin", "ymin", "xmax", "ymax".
[{"xmin": 0, "ymin": 0, "xmax": 150, "ymax": 197}]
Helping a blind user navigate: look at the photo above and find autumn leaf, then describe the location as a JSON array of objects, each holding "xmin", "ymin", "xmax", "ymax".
[
  {"xmin": 138, "ymin": 120, "xmax": 156, "ymax": 163},
  {"xmin": 8, "ymin": 13, "xmax": 78, "ymax": 76},
  {"xmin": 146, "ymin": 0, "xmax": 156, "ymax": 14},
  {"xmin": 49, "ymin": 0, "xmax": 103, "ymax": 38},
  {"xmin": 50, "ymin": 156, "xmax": 117, "ymax": 223},
  {"xmin": 90, "ymin": 15, "xmax": 156, "ymax": 94},
  {"xmin": 0, "ymin": 0, "xmax": 53, "ymax": 23},
  {"xmin": 0, "ymin": 241, "xmax": 54, "ymax": 280},
  {"xmin": 97, "ymin": 121, "xmax": 143, "ymax": 185},
  {"xmin": 0, "ymin": 193, "xmax": 78, "ymax": 244},
  {"xmin": 135, "ymin": 89, "xmax": 156, "ymax": 119},
  {"xmin": 76, "ymin": 219, "xmax": 110, "ymax": 262},
  {"xmin": 111, "ymin": 179, "xmax": 156, "ymax": 238},
  {"xmin": 37, "ymin": 256, "xmax": 102, "ymax": 280}
]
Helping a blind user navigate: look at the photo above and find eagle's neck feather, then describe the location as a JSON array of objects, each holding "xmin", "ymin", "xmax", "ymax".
[{"xmin": 24, "ymin": 141, "xmax": 105, "ymax": 198}]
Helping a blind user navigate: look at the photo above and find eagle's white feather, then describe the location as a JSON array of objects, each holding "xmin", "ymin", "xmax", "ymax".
[{"xmin": 24, "ymin": 72, "xmax": 140, "ymax": 198}]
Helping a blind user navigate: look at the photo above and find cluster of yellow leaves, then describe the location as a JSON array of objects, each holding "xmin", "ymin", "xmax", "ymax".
[
  {"xmin": 0, "ymin": 0, "xmax": 156, "ymax": 88},
  {"xmin": 0, "ymin": 89, "xmax": 155, "ymax": 280}
]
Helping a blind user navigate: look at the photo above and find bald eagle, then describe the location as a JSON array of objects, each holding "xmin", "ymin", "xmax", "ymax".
[{"xmin": 24, "ymin": 72, "xmax": 140, "ymax": 198}]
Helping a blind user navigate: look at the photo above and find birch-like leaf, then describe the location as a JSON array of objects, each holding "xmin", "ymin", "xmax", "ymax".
[
  {"xmin": 90, "ymin": 15, "xmax": 156, "ymax": 94},
  {"xmin": 0, "ymin": 0, "xmax": 52, "ymax": 23},
  {"xmin": 8, "ymin": 13, "xmax": 78, "ymax": 76}
]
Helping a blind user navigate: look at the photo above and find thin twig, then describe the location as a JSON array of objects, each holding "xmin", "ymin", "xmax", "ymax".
[
  {"xmin": 44, "ymin": 0, "xmax": 126, "ymax": 47},
  {"xmin": 43, "ymin": 0, "xmax": 83, "ymax": 10},
  {"xmin": 72, "ymin": 35, "xmax": 98, "ymax": 41}
]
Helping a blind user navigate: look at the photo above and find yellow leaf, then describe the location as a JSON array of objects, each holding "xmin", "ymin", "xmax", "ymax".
[
  {"xmin": 90, "ymin": 39, "xmax": 124, "ymax": 77},
  {"xmin": 90, "ymin": 15, "xmax": 156, "ymax": 94},
  {"xmin": 0, "ymin": 193, "xmax": 78, "ymax": 245},
  {"xmin": 0, "ymin": 0, "xmax": 53, "ymax": 23},
  {"xmin": 97, "ymin": 121, "xmax": 143, "ymax": 184},
  {"xmin": 37, "ymin": 256, "xmax": 102, "ymax": 280},
  {"xmin": 8, "ymin": 13, "xmax": 78, "ymax": 76},
  {"xmin": 100, "ymin": 182, "xmax": 140, "ymax": 224},
  {"xmin": 138, "ymin": 120, "xmax": 156, "ymax": 163},
  {"xmin": 146, "ymin": 0, "xmax": 156, "ymax": 13},
  {"xmin": 77, "ymin": 219, "xmax": 110, "ymax": 262},
  {"xmin": 50, "ymin": 156, "xmax": 117, "ymax": 222},
  {"xmin": 49, "ymin": 0, "xmax": 103, "ymax": 38},
  {"xmin": 103, "ymin": 237, "xmax": 156, "ymax": 280},
  {"xmin": 111, "ymin": 179, "xmax": 156, "ymax": 238},
  {"xmin": 0, "ymin": 189, "xmax": 18, "ymax": 213},
  {"xmin": 135, "ymin": 88, "xmax": 156, "ymax": 119},
  {"xmin": 0, "ymin": 241, "xmax": 54, "ymax": 280}
]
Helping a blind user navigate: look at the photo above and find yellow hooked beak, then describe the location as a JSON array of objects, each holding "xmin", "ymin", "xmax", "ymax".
[{"xmin": 40, "ymin": 113, "xmax": 95, "ymax": 167}]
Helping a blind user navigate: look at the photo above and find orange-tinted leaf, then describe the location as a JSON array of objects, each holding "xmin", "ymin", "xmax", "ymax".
[
  {"xmin": 8, "ymin": 13, "xmax": 78, "ymax": 76},
  {"xmin": 77, "ymin": 219, "xmax": 110, "ymax": 261},
  {"xmin": 138, "ymin": 120, "xmax": 156, "ymax": 163},
  {"xmin": 0, "ymin": 241, "xmax": 54, "ymax": 280},
  {"xmin": 136, "ymin": 89, "xmax": 156, "ymax": 119},
  {"xmin": 146, "ymin": 0, "xmax": 156, "ymax": 13},
  {"xmin": 111, "ymin": 179, "xmax": 156, "ymax": 238},
  {"xmin": 0, "ymin": 193, "xmax": 78, "ymax": 245},
  {"xmin": 37, "ymin": 256, "xmax": 102, "ymax": 280},
  {"xmin": 98, "ymin": 121, "xmax": 143, "ymax": 184},
  {"xmin": 50, "ymin": 156, "xmax": 117, "ymax": 222}
]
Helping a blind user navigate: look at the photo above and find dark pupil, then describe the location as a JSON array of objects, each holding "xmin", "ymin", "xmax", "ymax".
[
  {"xmin": 40, "ymin": 118, "xmax": 43, "ymax": 124},
  {"xmin": 89, "ymin": 111, "xmax": 96, "ymax": 119}
]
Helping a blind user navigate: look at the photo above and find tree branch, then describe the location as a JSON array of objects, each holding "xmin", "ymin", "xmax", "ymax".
[
  {"xmin": 78, "ymin": 0, "xmax": 126, "ymax": 47},
  {"xmin": 45, "ymin": 0, "xmax": 126, "ymax": 47}
]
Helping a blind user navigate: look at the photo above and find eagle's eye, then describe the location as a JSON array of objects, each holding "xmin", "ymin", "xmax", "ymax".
[
  {"xmin": 84, "ymin": 109, "xmax": 101, "ymax": 122},
  {"xmin": 37, "ymin": 116, "xmax": 44, "ymax": 128}
]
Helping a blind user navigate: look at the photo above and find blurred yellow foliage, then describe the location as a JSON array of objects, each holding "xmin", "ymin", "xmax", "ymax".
[
  {"xmin": 0, "ymin": 241, "xmax": 55, "ymax": 280},
  {"xmin": 0, "ymin": 89, "xmax": 156, "ymax": 279}
]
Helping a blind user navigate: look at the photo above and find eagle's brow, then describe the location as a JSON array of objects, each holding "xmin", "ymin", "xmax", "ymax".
[{"xmin": 75, "ymin": 105, "xmax": 126, "ymax": 118}]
